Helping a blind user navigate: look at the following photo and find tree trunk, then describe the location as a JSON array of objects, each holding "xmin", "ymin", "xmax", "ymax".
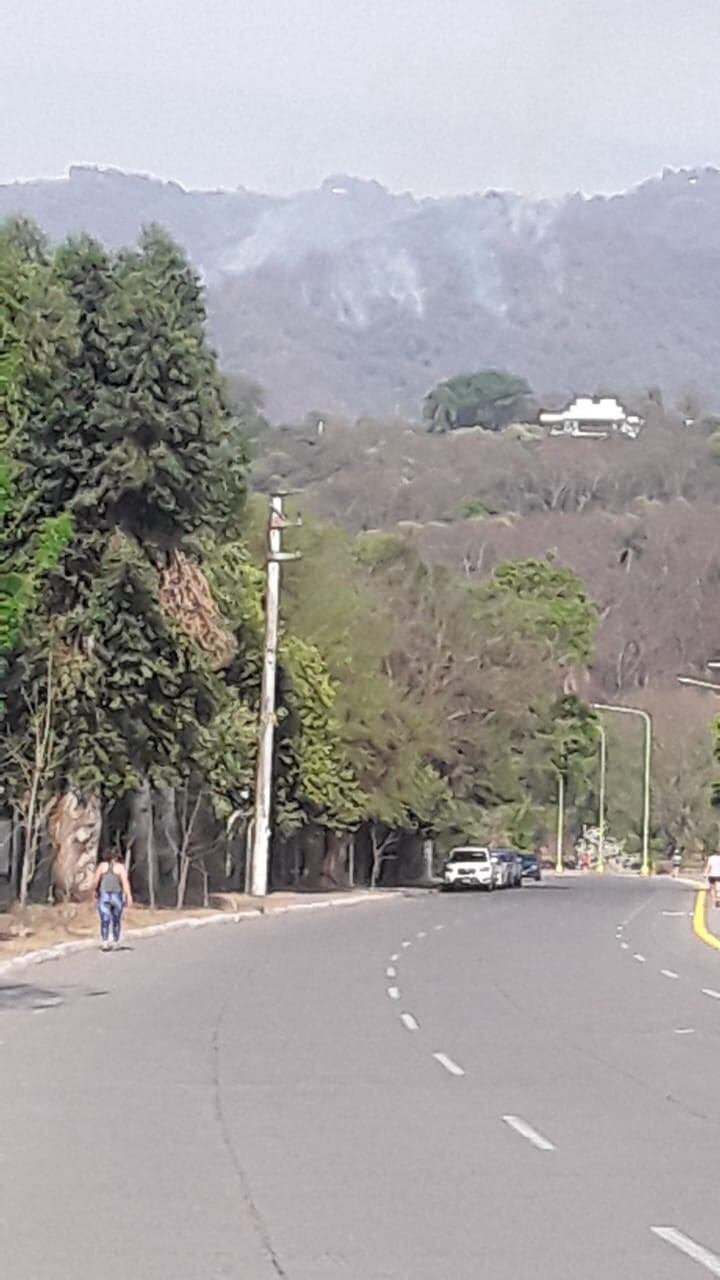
[
  {"xmin": 370, "ymin": 827, "xmax": 397, "ymax": 889},
  {"xmin": 320, "ymin": 831, "xmax": 347, "ymax": 889},
  {"xmin": 127, "ymin": 780, "xmax": 157, "ymax": 906},
  {"xmin": 47, "ymin": 792, "xmax": 102, "ymax": 902},
  {"xmin": 154, "ymin": 787, "xmax": 180, "ymax": 882},
  {"xmin": 300, "ymin": 825, "xmax": 326, "ymax": 890}
]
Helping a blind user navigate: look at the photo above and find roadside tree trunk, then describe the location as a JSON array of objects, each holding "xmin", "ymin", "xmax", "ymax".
[
  {"xmin": 128, "ymin": 780, "xmax": 158, "ymax": 907},
  {"xmin": 300, "ymin": 825, "xmax": 326, "ymax": 890},
  {"xmin": 370, "ymin": 826, "xmax": 399, "ymax": 889},
  {"xmin": 47, "ymin": 791, "xmax": 102, "ymax": 901},
  {"xmin": 320, "ymin": 831, "xmax": 348, "ymax": 889},
  {"xmin": 154, "ymin": 787, "xmax": 181, "ymax": 883}
]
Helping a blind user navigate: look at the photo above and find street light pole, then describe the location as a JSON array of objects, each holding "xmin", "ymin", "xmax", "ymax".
[
  {"xmin": 592, "ymin": 704, "xmax": 652, "ymax": 878},
  {"xmin": 555, "ymin": 769, "xmax": 565, "ymax": 874},
  {"xmin": 677, "ymin": 676, "xmax": 720, "ymax": 693},
  {"xmin": 597, "ymin": 722, "xmax": 607, "ymax": 874},
  {"xmin": 248, "ymin": 494, "xmax": 301, "ymax": 898}
]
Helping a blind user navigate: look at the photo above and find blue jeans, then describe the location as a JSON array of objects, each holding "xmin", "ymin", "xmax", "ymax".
[{"xmin": 98, "ymin": 892, "xmax": 124, "ymax": 943}]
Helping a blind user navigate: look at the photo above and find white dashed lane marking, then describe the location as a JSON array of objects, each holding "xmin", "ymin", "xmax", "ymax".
[
  {"xmin": 390, "ymin": 953, "xmax": 399, "ymax": 962},
  {"xmin": 660, "ymin": 969, "xmax": 679, "ymax": 980},
  {"xmin": 400, "ymin": 1013, "xmax": 419, "ymax": 1032},
  {"xmin": 703, "ymin": 988, "xmax": 720, "ymax": 1000},
  {"xmin": 386, "ymin": 966, "xmax": 397, "ymax": 979},
  {"xmin": 433, "ymin": 1052, "xmax": 465, "ymax": 1078},
  {"xmin": 387, "ymin": 987, "xmax": 400, "ymax": 1001},
  {"xmin": 633, "ymin": 954, "xmax": 646, "ymax": 963},
  {"xmin": 502, "ymin": 1115, "xmax": 555, "ymax": 1152},
  {"xmin": 674, "ymin": 1028, "xmax": 695, "ymax": 1035},
  {"xmin": 652, "ymin": 1227, "xmax": 720, "ymax": 1275},
  {"xmin": 416, "ymin": 931, "xmax": 427, "ymax": 939},
  {"xmin": 402, "ymin": 940, "xmax": 412, "ymax": 948}
]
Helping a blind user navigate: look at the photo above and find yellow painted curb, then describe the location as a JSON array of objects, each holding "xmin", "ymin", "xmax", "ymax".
[{"xmin": 693, "ymin": 889, "xmax": 720, "ymax": 952}]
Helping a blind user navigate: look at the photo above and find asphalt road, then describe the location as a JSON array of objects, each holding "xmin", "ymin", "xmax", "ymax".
[{"xmin": 3, "ymin": 876, "xmax": 720, "ymax": 1279}]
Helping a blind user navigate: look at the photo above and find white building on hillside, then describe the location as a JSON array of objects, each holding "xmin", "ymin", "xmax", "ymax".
[{"xmin": 539, "ymin": 396, "xmax": 644, "ymax": 440}]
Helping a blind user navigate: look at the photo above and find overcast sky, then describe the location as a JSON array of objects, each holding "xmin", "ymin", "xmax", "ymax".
[{"xmin": 1, "ymin": 0, "xmax": 718, "ymax": 197}]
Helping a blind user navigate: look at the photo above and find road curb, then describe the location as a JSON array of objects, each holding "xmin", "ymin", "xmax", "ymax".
[{"xmin": 0, "ymin": 892, "xmax": 398, "ymax": 980}]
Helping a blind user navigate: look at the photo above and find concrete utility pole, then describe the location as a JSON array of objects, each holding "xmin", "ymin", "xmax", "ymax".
[{"xmin": 248, "ymin": 493, "xmax": 300, "ymax": 897}]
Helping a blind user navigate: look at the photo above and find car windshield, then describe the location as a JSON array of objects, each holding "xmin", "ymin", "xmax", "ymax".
[{"xmin": 448, "ymin": 849, "xmax": 488, "ymax": 862}]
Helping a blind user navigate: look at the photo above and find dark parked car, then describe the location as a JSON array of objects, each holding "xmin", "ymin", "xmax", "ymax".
[{"xmin": 519, "ymin": 852, "xmax": 542, "ymax": 882}]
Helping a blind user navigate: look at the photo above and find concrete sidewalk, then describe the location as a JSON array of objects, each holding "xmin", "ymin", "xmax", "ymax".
[{"xmin": 0, "ymin": 888, "xmax": 401, "ymax": 979}]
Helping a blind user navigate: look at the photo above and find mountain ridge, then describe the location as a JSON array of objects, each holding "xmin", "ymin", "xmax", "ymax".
[{"xmin": 2, "ymin": 164, "xmax": 718, "ymax": 418}]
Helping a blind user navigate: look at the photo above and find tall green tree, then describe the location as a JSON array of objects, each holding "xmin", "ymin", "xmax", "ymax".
[
  {"xmin": 423, "ymin": 369, "xmax": 531, "ymax": 433},
  {"xmin": 2, "ymin": 224, "xmax": 250, "ymax": 900}
]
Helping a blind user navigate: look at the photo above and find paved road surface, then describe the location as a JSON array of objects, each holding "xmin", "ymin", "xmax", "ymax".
[{"xmin": 3, "ymin": 877, "xmax": 720, "ymax": 1278}]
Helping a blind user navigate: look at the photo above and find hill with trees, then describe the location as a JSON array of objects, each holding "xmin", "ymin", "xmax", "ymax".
[
  {"xmin": 249, "ymin": 404, "xmax": 720, "ymax": 860},
  {"xmin": 3, "ymin": 165, "xmax": 720, "ymax": 417},
  {"xmin": 2, "ymin": 217, "xmax": 615, "ymax": 907}
]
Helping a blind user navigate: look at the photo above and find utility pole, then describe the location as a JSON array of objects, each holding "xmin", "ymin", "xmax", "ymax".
[{"xmin": 248, "ymin": 493, "xmax": 300, "ymax": 897}]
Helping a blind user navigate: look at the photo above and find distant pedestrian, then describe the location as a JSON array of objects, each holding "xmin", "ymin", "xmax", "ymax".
[
  {"xmin": 671, "ymin": 850, "xmax": 682, "ymax": 879},
  {"xmin": 93, "ymin": 852, "xmax": 133, "ymax": 950},
  {"xmin": 704, "ymin": 852, "xmax": 720, "ymax": 908}
]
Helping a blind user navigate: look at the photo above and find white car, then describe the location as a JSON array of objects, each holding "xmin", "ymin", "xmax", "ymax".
[{"xmin": 442, "ymin": 846, "xmax": 496, "ymax": 892}]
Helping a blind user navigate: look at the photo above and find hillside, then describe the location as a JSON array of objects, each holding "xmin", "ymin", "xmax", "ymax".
[
  {"xmin": 250, "ymin": 410, "xmax": 720, "ymax": 710},
  {"xmin": 3, "ymin": 164, "xmax": 720, "ymax": 417}
]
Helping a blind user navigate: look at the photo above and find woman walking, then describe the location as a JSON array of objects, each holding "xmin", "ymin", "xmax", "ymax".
[{"xmin": 93, "ymin": 852, "xmax": 133, "ymax": 951}]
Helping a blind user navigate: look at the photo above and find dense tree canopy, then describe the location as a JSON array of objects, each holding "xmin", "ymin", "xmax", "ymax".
[
  {"xmin": 423, "ymin": 369, "xmax": 531, "ymax": 433},
  {"xmin": 2, "ymin": 215, "xmax": 610, "ymax": 903}
]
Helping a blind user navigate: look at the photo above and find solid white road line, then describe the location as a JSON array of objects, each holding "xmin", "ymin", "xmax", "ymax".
[
  {"xmin": 433, "ymin": 1052, "xmax": 465, "ymax": 1077},
  {"xmin": 703, "ymin": 988, "xmax": 720, "ymax": 1000},
  {"xmin": 661, "ymin": 969, "xmax": 679, "ymax": 979},
  {"xmin": 634, "ymin": 953, "xmax": 646, "ymax": 963},
  {"xmin": 502, "ymin": 1115, "xmax": 555, "ymax": 1151},
  {"xmin": 387, "ymin": 986, "xmax": 400, "ymax": 1000},
  {"xmin": 652, "ymin": 1226, "xmax": 720, "ymax": 1275},
  {"xmin": 386, "ymin": 966, "xmax": 397, "ymax": 978},
  {"xmin": 400, "ymin": 1013, "xmax": 419, "ymax": 1032}
]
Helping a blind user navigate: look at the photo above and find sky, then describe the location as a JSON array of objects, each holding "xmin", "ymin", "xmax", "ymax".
[{"xmin": 1, "ymin": 0, "xmax": 719, "ymax": 198}]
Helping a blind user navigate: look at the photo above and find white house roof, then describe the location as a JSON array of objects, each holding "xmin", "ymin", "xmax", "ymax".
[{"xmin": 539, "ymin": 396, "xmax": 642, "ymax": 424}]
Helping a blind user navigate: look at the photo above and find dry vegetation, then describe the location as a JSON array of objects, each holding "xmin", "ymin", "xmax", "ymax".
[{"xmin": 253, "ymin": 408, "xmax": 720, "ymax": 697}]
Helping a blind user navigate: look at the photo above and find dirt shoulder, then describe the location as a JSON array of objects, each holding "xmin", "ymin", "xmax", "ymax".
[{"xmin": 0, "ymin": 890, "xmax": 384, "ymax": 965}]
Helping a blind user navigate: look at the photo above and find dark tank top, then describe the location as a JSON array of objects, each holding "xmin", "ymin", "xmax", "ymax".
[{"xmin": 100, "ymin": 862, "xmax": 123, "ymax": 894}]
